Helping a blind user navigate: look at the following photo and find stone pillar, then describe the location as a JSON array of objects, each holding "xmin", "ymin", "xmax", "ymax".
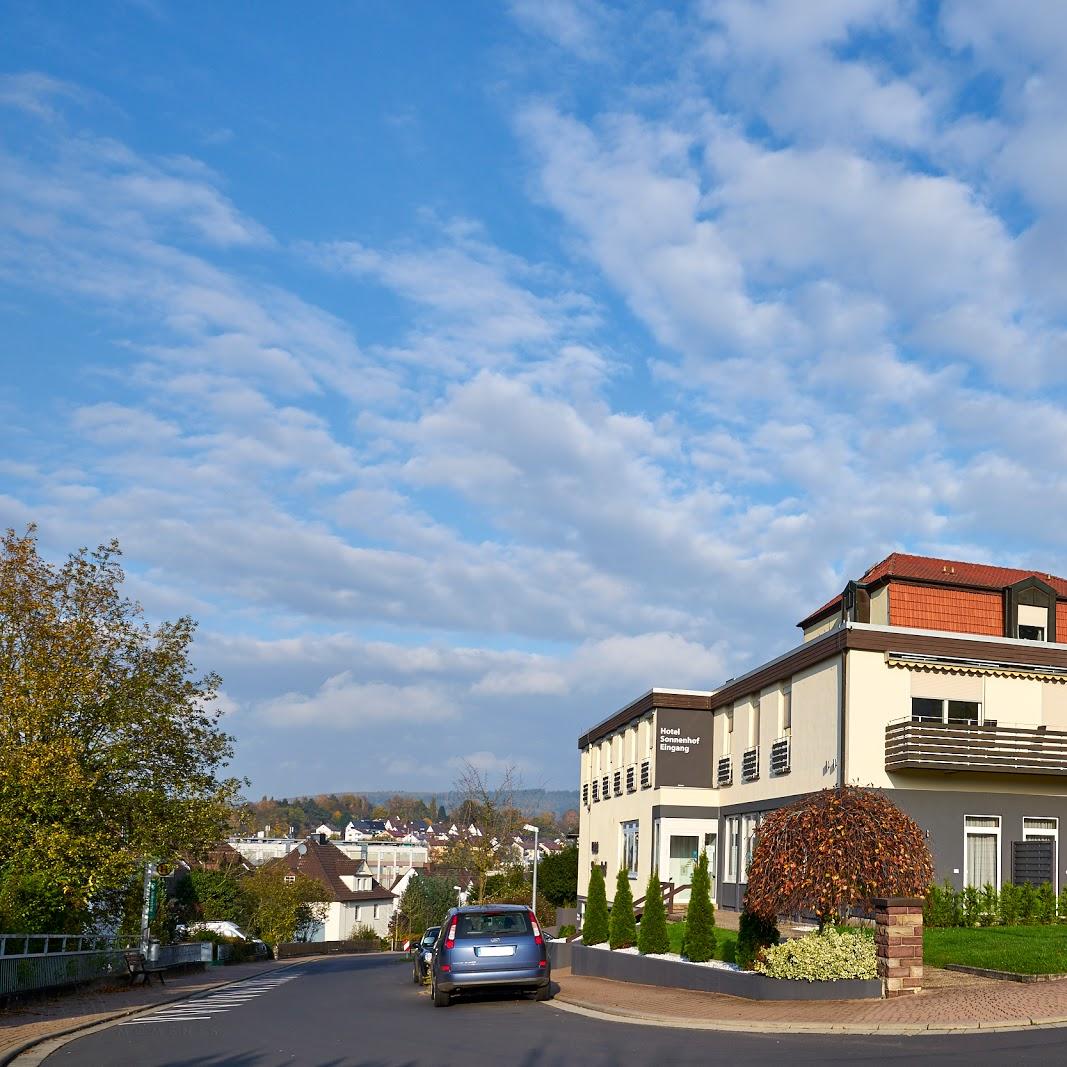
[{"xmin": 874, "ymin": 896, "xmax": 923, "ymax": 997}]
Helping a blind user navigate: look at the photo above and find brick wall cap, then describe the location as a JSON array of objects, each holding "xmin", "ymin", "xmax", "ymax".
[{"xmin": 872, "ymin": 897, "xmax": 925, "ymax": 907}]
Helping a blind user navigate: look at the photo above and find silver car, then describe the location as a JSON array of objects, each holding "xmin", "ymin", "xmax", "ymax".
[{"xmin": 429, "ymin": 905, "xmax": 550, "ymax": 1007}]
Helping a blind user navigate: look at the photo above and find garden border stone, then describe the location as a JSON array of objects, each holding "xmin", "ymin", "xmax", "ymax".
[{"xmin": 944, "ymin": 964, "xmax": 1067, "ymax": 983}]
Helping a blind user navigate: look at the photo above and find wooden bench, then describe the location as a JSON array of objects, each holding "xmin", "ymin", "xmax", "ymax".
[{"xmin": 123, "ymin": 950, "xmax": 166, "ymax": 986}]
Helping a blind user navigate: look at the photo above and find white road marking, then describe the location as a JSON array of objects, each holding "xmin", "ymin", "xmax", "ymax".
[{"xmin": 117, "ymin": 971, "xmax": 302, "ymax": 1026}]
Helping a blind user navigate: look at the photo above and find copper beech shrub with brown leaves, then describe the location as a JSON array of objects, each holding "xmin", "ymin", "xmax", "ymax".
[{"xmin": 743, "ymin": 786, "xmax": 933, "ymax": 929}]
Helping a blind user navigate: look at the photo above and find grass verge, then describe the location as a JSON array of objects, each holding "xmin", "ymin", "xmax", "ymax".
[
  {"xmin": 665, "ymin": 920, "xmax": 737, "ymax": 963},
  {"xmin": 924, "ymin": 925, "xmax": 1067, "ymax": 974}
]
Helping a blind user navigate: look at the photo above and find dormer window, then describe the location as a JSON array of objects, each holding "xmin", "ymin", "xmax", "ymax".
[{"xmin": 1019, "ymin": 624, "xmax": 1045, "ymax": 642}]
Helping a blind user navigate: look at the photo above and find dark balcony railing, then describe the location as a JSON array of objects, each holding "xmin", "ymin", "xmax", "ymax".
[
  {"xmin": 885, "ymin": 719, "xmax": 1067, "ymax": 776},
  {"xmin": 770, "ymin": 736, "xmax": 790, "ymax": 777},
  {"xmin": 716, "ymin": 756, "xmax": 733, "ymax": 787},
  {"xmin": 741, "ymin": 746, "xmax": 760, "ymax": 782}
]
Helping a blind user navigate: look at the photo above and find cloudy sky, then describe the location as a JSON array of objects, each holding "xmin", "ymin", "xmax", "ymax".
[{"xmin": 3, "ymin": 1, "xmax": 1067, "ymax": 797}]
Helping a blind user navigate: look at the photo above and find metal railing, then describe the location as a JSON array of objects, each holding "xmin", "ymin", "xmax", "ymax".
[
  {"xmin": 886, "ymin": 718, "xmax": 1067, "ymax": 775},
  {"xmin": 770, "ymin": 736, "xmax": 790, "ymax": 776},
  {"xmin": 0, "ymin": 935, "xmax": 211, "ymax": 996},
  {"xmin": 742, "ymin": 746, "xmax": 760, "ymax": 782},
  {"xmin": 717, "ymin": 756, "xmax": 733, "ymax": 787}
]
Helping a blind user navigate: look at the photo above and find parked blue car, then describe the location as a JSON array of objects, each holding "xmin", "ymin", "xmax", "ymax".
[{"xmin": 430, "ymin": 904, "xmax": 550, "ymax": 1007}]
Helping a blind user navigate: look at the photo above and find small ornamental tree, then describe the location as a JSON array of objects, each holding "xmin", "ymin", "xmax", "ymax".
[
  {"xmin": 609, "ymin": 868, "xmax": 637, "ymax": 949},
  {"xmin": 681, "ymin": 849, "xmax": 715, "ymax": 962},
  {"xmin": 582, "ymin": 864, "xmax": 609, "ymax": 945},
  {"xmin": 744, "ymin": 785, "xmax": 933, "ymax": 930},
  {"xmin": 637, "ymin": 869, "xmax": 669, "ymax": 955}
]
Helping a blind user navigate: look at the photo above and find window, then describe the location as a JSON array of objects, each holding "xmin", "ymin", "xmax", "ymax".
[
  {"xmin": 964, "ymin": 815, "xmax": 1001, "ymax": 889},
  {"xmin": 373, "ymin": 904, "xmax": 381, "ymax": 920},
  {"xmin": 602, "ymin": 775, "xmax": 609, "ymax": 799},
  {"xmin": 592, "ymin": 780, "xmax": 599, "ymax": 803},
  {"xmin": 582, "ymin": 783, "xmax": 589, "ymax": 807},
  {"xmin": 724, "ymin": 709, "xmax": 734, "ymax": 754},
  {"xmin": 741, "ymin": 813, "xmax": 762, "ymax": 880},
  {"xmin": 284, "ymin": 873, "xmax": 296, "ymax": 885},
  {"xmin": 749, "ymin": 704, "xmax": 760, "ymax": 749},
  {"xmin": 912, "ymin": 697, "xmax": 981, "ymax": 725},
  {"xmin": 626, "ymin": 766, "xmax": 635, "ymax": 793},
  {"xmin": 613, "ymin": 770, "xmax": 622, "ymax": 797},
  {"xmin": 354, "ymin": 906, "xmax": 362, "ymax": 922},
  {"xmin": 621, "ymin": 821, "xmax": 639, "ymax": 878},
  {"xmin": 640, "ymin": 760, "xmax": 651, "ymax": 788},
  {"xmin": 1019, "ymin": 625, "xmax": 1045, "ymax": 641},
  {"xmin": 781, "ymin": 685, "xmax": 792, "ymax": 733},
  {"xmin": 724, "ymin": 816, "xmax": 740, "ymax": 881}
]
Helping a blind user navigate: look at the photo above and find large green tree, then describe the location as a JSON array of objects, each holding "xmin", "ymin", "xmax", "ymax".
[
  {"xmin": 538, "ymin": 844, "xmax": 578, "ymax": 906},
  {"xmin": 0, "ymin": 527, "xmax": 243, "ymax": 930},
  {"xmin": 395, "ymin": 874, "xmax": 457, "ymax": 941},
  {"xmin": 243, "ymin": 866, "xmax": 327, "ymax": 946}
]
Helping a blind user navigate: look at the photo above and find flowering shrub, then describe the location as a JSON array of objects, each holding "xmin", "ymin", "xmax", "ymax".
[
  {"xmin": 745, "ymin": 786, "xmax": 933, "ymax": 929},
  {"xmin": 755, "ymin": 928, "xmax": 877, "ymax": 981}
]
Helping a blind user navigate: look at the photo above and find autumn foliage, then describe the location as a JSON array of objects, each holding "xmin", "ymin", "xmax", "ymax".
[{"xmin": 743, "ymin": 786, "xmax": 933, "ymax": 928}]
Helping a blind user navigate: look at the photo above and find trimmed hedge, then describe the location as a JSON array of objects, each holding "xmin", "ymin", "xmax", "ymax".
[{"xmin": 925, "ymin": 880, "xmax": 1062, "ymax": 928}]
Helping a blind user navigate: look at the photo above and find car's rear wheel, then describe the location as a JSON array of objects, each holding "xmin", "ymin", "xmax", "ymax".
[
  {"xmin": 533, "ymin": 983, "xmax": 551, "ymax": 1001},
  {"xmin": 431, "ymin": 976, "xmax": 450, "ymax": 1007}
]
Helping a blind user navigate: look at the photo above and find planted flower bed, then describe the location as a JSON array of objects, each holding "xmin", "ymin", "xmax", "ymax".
[{"xmin": 551, "ymin": 940, "xmax": 882, "ymax": 1001}]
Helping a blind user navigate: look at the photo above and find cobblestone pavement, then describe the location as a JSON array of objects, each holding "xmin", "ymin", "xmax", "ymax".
[
  {"xmin": 554, "ymin": 967, "xmax": 1067, "ymax": 1032},
  {"xmin": 0, "ymin": 958, "xmax": 303, "ymax": 1063}
]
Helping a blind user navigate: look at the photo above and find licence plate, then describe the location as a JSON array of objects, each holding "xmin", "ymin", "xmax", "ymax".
[{"xmin": 476, "ymin": 946, "xmax": 515, "ymax": 957}]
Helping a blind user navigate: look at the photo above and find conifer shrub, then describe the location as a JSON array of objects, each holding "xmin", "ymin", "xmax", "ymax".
[
  {"xmin": 681, "ymin": 849, "xmax": 716, "ymax": 962},
  {"xmin": 736, "ymin": 908, "xmax": 779, "ymax": 970},
  {"xmin": 637, "ymin": 869, "xmax": 669, "ymax": 955},
  {"xmin": 609, "ymin": 868, "xmax": 637, "ymax": 949},
  {"xmin": 581, "ymin": 864, "xmax": 609, "ymax": 945}
]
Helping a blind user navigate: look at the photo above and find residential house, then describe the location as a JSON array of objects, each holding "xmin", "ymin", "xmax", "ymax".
[
  {"xmin": 578, "ymin": 553, "xmax": 1067, "ymax": 914},
  {"xmin": 268, "ymin": 836, "xmax": 395, "ymax": 940}
]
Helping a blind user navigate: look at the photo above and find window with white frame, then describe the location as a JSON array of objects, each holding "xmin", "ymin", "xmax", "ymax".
[
  {"xmin": 741, "ymin": 812, "xmax": 762, "ymax": 880},
  {"xmin": 724, "ymin": 816, "xmax": 740, "ymax": 881},
  {"xmin": 621, "ymin": 820, "xmax": 639, "ymax": 878},
  {"xmin": 964, "ymin": 815, "xmax": 1001, "ymax": 888},
  {"xmin": 1023, "ymin": 817, "xmax": 1059, "ymax": 891},
  {"xmin": 373, "ymin": 904, "xmax": 381, "ymax": 920},
  {"xmin": 354, "ymin": 905, "xmax": 362, "ymax": 922},
  {"xmin": 912, "ymin": 697, "xmax": 982, "ymax": 725}
]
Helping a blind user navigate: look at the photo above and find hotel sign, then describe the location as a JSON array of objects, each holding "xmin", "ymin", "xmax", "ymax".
[{"xmin": 655, "ymin": 707, "xmax": 713, "ymax": 788}]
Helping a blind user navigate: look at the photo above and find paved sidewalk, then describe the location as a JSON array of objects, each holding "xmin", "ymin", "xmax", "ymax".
[
  {"xmin": 552, "ymin": 967, "xmax": 1067, "ymax": 1034},
  {"xmin": 0, "ymin": 957, "xmax": 306, "ymax": 1064}
]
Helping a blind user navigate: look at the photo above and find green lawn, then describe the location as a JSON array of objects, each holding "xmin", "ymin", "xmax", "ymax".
[
  {"xmin": 666, "ymin": 920, "xmax": 737, "ymax": 963},
  {"xmin": 924, "ymin": 925, "xmax": 1067, "ymax": 975}
]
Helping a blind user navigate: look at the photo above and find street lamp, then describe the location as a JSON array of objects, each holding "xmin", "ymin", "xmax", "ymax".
[{"xmin": 523, "ymin": 824, "xmax": 540, "ymax": 914}]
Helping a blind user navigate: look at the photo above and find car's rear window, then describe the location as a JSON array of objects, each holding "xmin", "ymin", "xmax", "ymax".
[
  {"xmin": 421, "ymin": 929, "xmax": 440, "ymax": 945},
  {"xmin": 455, "ymin": 911, "xmax": 531, "ymax": 938}
]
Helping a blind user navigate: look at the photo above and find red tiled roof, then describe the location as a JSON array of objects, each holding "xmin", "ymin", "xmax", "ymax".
[
  {"xmin": 266, "ymin": 839, "xmax": 394, "ymax": 903},
  {"xmin": 798, "ymin": 552, "xmax": 1067, "ymax": 629}
]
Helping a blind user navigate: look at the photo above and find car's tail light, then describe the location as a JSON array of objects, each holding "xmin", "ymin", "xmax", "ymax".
[
  {"xmin": 445, "ymin": 920, "xmax": 457, "ymax": 950},
  {"xmin": 539, "ymin": 960, "xmax": 546, "ymax": 967},
  {"xmin": 440, "ymin": 963, "xmax": 450, "ymax": 972},
  {"xmin": 529, "ymin": 912, "xmax": 543, "ymax": 945}
]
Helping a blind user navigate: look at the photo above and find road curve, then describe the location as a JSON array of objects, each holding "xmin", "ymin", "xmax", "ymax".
[{"xmin": 41, "ymin": 954, "xmax": 1067, "ymax": 1066}]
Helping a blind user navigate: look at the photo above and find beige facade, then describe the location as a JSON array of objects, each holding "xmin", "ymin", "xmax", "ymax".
[{"xmin": 578, "ymin": 618, "xmax": 1067, "ymax": 910}]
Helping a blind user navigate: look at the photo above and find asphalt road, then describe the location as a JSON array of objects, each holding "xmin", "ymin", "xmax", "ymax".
[{"xmin": 42, "ymin": 954, "xmax": 1067, "ymax": 1066}]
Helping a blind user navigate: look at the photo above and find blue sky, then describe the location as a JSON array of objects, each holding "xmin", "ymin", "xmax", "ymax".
[{"xmin": 4, "ymin": 1, "xmax": 1067, "ymax": 798}]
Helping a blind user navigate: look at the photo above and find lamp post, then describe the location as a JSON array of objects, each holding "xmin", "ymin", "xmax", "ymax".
[{"xmin": 523, "ymin": 824, "xmax": 540, "ymax": 914}]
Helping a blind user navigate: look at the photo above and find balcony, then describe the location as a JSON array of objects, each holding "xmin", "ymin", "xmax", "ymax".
[
  {"xmin": 741, "ymin": 747, "xmax": 760, "ymax": 782},
  {"xmin": 885, "ymin": 719, "xmax": 1067, "ymax": 776},
  {"xmin": 770, "ymin": 736, "xmax": 790, "ymax": 777},
  {"xmin": 717, "ymin": 756, "xmax": 733, "ymax": 787}
]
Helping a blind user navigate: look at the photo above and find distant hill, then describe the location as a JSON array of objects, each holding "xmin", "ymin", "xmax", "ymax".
[{"xmin": 359, "ymin": 789, "xmax": 579, "ymax": 820}]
